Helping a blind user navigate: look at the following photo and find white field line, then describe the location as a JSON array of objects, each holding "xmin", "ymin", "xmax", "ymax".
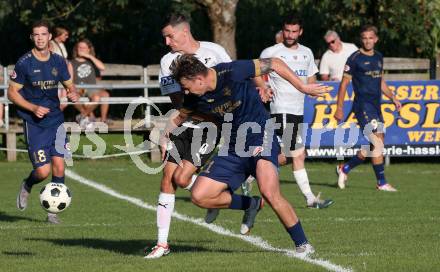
[
  {"xmin": 0, "ymin": 147, "xmax": 149, "ymax": 159},
  {"xmin": 65, "ymin": 169, "xmax": 353, "ymax": 272}
]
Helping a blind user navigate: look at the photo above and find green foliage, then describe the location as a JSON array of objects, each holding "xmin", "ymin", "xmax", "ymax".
[
  {"xmin": 0, "ymin": 0, "xmax": 438, "ymax": 66},
  {"xmin": 237, "ymin": 0, "xmax": 440, "ymax": 59}
]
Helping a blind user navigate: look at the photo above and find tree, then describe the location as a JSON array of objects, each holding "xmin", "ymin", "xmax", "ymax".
[{"xmin": 196, "ymin": 0, "xmax": 239, "ymax": 59}]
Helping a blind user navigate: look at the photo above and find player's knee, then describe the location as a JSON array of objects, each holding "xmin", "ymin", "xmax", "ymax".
[
  {"xmin": 34, "ymin": 166, "xmax": 51, "ymax": 180},
  {"xmin": 173, "ymin": 174, "xmax": 190, "ymax": 188},
  {"xmin": 293, "ymin": 151, "xmax": 305, "ymax": 162}
]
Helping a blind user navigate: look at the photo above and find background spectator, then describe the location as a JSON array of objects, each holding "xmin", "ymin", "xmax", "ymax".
[
  {"xmin": 71, "ymin": 39, "xmax": 110, "ymax": 125},
  {"xmin": 319, "ymin": 30, "xmax": 358, "ymax": 81},
  {"xmin": 50, "ymin": 26, "xmax": 72, "ymax": 111}
]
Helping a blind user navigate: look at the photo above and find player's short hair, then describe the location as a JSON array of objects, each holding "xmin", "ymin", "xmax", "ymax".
[
  {"xmin": 282, "ymin": 14, "xmax": 302, "ymax": 28},
  {"xmin": 170, "ymin": 54, "xmax": 208, "ymax": 81},
  {"xmin": 32, "ymin": 20, "xmax": 51, "ymax": 32},
  {"xmin": 360, "ymin": 25, "xmax": 378, "ymax": 36},
  {"xmin": 162, "ymin": 13, "xmax": 190, "ymax": 29},
  {"xmin": 52, "ymin": 26, "xmax": 69, "ymax": 38}
]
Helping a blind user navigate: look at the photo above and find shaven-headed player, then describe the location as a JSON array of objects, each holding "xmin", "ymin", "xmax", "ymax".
[
  {"xmin": 257, "ymin": 15, "xmax": 333, "ymax": 209},
  {"xmin": 334, "ymin": 25, "xmax": 401, "ymax": 191},
  {"xmin": 169, "ymin": 54, "xmax": 330, "ymax": 256},
  {"xmin": 145, "ymin": 13, "xmax": 233, "ymax": 259},
  {"xmin": 10, "ymin": 20, "xmax": 79, "ymax": 224}
]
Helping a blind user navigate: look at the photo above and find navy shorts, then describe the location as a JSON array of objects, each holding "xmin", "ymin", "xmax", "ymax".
[
  {"xmin": 199, "ymin": 132, "xmax": 280, "ymax": 191},
  {"xmin": 354, "ymin": 108, "xmax": 384, "ymax": 134},
  {"xmin": 24, "ymin": 122, "xmax": 70, "ymax": 168}
]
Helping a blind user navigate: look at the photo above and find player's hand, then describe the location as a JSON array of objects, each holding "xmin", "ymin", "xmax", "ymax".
[
  {"xmin": 67, "ymin": 91, "xmax": 80, "ymax": 103},
  {"xmin": 393, "ymin": 98, "xmax": 402, "ymax": 111},
  {"xmin": 33, "ymin": 105, "xmax": 50, "ymax": 118},
  {"xmin": 334, "ymin": 107, "xmax": 344, "ymax": 122},
  {"xmin": 303, "ymin": 84, "xmax": 331, "ymax": 97},
  {"xmin": 258, "ymin": 87, "xmax": 273, "ymax": 103},
  {"xmin": 159, "ymin": 133, "xmax": 170, "ymax": 162}
]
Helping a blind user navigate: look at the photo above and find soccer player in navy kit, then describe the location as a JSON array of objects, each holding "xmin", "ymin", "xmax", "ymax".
[
  {"xmin": 334, "ymin": 25, "xmax": 401, "ymax": 191},
  {"xmin": 169, "ymin": 54, "xmax": 329, "ymax": 255},
  {"xmin": 8, "ymin": 20, "xmax": 79, "ymax": 223}
]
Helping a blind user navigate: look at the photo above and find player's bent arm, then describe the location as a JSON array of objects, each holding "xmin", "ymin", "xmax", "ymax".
[
  {"xmin": 62, "ymin": 79, "xmax": 80, "ymax": 103},
  {"xmin": 7, "ymin": 82, "xmax": 38, "ymax": 112},
  {"xmin": 381, "ymin": 78, "xmax": 401, "ymax": 110},
  {"xmin": 380, "ymin": 78, "xmax": 394, "ymax": 99},
  {"xmin": 334, "ymin": 75, "xmax": 350, "ymax": 121},
  {"xmin": 336, "ymin": 76, "xmax": 350, "ymax": 109},
  {"xmin": 164, "ymin": 110, "xmax": 189, "ymax": 137},
  {"xmin": 258, "ymin": 58, "xmax": 327, "ymax": 96}
]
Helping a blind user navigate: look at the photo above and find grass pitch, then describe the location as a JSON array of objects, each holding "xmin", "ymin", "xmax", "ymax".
[{"xmin": 0, "ymin": 157, "xmax": 439, "ymax": 272}]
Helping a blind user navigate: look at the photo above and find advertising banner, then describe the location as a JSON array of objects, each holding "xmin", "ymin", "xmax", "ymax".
[{"xmin": 303, "ymin": 80, "xmax": 440, "ymax": 157}]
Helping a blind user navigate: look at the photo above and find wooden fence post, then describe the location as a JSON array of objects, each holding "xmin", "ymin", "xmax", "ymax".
[{"xmin": 436, "ymin": 53, "xmax": 440, "ymax": 79}]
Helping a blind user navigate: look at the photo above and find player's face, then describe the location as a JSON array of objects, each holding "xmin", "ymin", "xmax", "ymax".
[
  {"xmin": 360, "ymin": 31, "xmax": 378, "ymax": 51},
  {"xmin": 162, "ymin": 24, "xmax": 187, "ymax": 52},
  {"xmin": 282, "ymin": 24, "xmax": 302, "ymax": 48},
  {"xmin": 32, "ymin": 26, "xmax": 51, "ymax": 51},
  {"xmin": 180, "ymin": 76, "xmax": 207, "ymax": 96}
]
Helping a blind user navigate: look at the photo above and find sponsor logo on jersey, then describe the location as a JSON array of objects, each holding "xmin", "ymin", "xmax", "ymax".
[
  {"xmin": 223, "ymin": 87, "xmax": 232, "ymax": 96},
  {"xmin": 344, "ymin": 65, "xmax": 350, "ymax": 72},
  {"xmin": 33, "ymin": 69, "xmax": 41, "ymax": 73},
  {"xmin": 51, "ymin": 67, "xmax": 58, "ymax": 77}
]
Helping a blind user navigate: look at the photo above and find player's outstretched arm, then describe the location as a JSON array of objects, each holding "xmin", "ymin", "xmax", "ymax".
[
  {"xmin": 258, "ymin": 58, "xmax": 329, "ymax": 97},
  {"xmin": 7, "ymin": 83, "xmax": 49, "ymax": 118},
  {"xmin": 334, "ymin": 76, "xmax": 350, "ymax": 122}
]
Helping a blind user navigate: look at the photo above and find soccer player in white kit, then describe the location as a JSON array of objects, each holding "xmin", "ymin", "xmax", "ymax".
[
  {"xmin": 257, "ymin": 15, "xmax": 334, "ymax": 209},
  {"xmin": 145, "ymin": 13, "xmax": 234, "ymax": 259}
]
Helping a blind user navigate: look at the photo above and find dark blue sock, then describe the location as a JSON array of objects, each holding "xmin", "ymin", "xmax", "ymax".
[
  {"xmin": 228, "ymin": 194, "xmax": 252, "ymax": 210},
  {"xmin": 286, "ymin": 221, "xmax": 308, "ymax": 247},
  {"xmin": 342, "ymin": 155, "xmax": 365, "ymax": 174},
  {"xmin": 373, "ymin": 163, "xmax": 386, "ymax": 186},
  {"xmin": 24, "ymin": 170, "xmax": 41, "ymax": 192},
  {"xmin": 51, "ymin": 176, "xmax": 65, "ymax": 184}
]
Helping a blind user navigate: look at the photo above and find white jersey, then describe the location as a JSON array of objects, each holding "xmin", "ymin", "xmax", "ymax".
[
  {"xmin": 159, "ymin": 41, "xmax": 231, "ymax": 95},
  {"xmin": 319, "ymin": 42, "xmax": 358, "ymax": 81},
  {"xmin": 260, "ymin": 43, "xmax": 318, "ymax": 115}
]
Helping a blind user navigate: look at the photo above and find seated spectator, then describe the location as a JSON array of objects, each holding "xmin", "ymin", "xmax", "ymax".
[
  {"xmin": 71, "ymin": 39, "xmax": 110, "ymax": 126},
  {"xmin": 319, "ymin": 30, "xmax": 358, "ymax": 81},
  {"xmin": 50, "ymin": 26, "xmax": 72, "ymax": 111}
]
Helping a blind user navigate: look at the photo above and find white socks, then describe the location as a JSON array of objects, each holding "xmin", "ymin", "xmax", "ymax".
[
  {"xmin": 293, "ymin": 169, "xmax": 315, "ymax": 204},
  {"xmin": 157, "ymin": 192, "xmax": 175, "ymax": 245},
  {"xmin": 184, "ymin": 175, "xmax": 197, "ymax": 191}
]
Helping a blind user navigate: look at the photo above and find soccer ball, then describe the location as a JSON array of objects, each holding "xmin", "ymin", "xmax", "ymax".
[{"xmin": 39, "ymin": 183, "xmax": 72, "ymax": 213}]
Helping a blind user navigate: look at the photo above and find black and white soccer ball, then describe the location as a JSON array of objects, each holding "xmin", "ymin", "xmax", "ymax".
[{"xmin": 39, "ymin": 183, "xmax": 72, "ymax": 214}]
